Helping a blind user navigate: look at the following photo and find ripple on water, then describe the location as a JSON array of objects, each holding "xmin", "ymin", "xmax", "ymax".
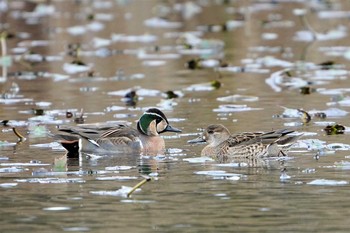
[
  {"xmin": 43, "ymin": 207, "xmax": 71, "ymax": 211},
  {"xmin": 96, "ymin": 176, "xmax": 138, "ymax": 181},
  {"xmin": 183, "ymin": 157, "xmax": 215, "ymax": 163},
  {"xmin": 90, "ymin": 186, "xmax": 138, "ymax": 197},
  {"xmin": 15, "ymin": 178, "xmax": 85, "ymax": 184},
  {"xmin": 105, "ymin": 165, "xmax": 134, "ymax": 171},
  {"xmin": 307, "ymin": 179, "xmax": 348, "ymax": 186},
  {"xmin": 63, "ymin": 227, "xmax": 90, "ymax": 232},
  {"xmin": 194, "ymin": 170, "xmax": 245, "ymax": 180},
  {"xmin": 0, "ymin": 183, "xmax": 18, "ymax": 188}
]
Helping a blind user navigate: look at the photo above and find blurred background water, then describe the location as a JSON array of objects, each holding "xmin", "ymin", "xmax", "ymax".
[{"xmin": 1, "ymin": 0, "xmax": 350, "ymax": 232}]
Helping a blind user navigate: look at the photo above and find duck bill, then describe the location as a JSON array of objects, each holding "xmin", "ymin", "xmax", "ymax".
[
  {"xmin": 164, "ymin": 124, "xmax": 182, "ymax": 133},
  {"xmin": 187, "ymin": 136, "xmax": 206, "ymax": 144}
]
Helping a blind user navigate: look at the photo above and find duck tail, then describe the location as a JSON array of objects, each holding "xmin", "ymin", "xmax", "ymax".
[{"xmin": 276, "ymin": 133, "xmax": 303, "ymax": 148}]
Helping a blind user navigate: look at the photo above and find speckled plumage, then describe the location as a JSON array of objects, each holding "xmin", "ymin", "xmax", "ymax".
[{"xmin": 189, "ymin": 124, "xmax": 301, "ymax": 163}]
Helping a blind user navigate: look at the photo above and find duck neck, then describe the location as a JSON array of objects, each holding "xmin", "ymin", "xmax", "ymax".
[{"xmin": 139, "ymin": 134, "xmax": 165, "ymax": 155}]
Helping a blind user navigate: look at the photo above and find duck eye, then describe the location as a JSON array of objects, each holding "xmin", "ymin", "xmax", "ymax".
[{"xmin": 208, "ymin": 130, "xmax": 214, "ymax": 134}]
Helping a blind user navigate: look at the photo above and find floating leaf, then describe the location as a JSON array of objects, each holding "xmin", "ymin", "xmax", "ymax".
[
  {"xmin": 211, "ymin": 80, "xmax": 221, "ymax": 89},
  {"xmin": 324, "ymin": 124, "xmax": 345, "ymax": 135},
  {"xmin": 164, "ymin": 90, "xmax": 179, "ymax": 99},
  {"xmin": 299, "ymin": 86, "xmax": 315, "ymax": 95}
]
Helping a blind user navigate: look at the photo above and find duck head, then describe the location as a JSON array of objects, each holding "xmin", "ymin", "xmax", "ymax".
[
  {"xmin": 188, "ymin": 124, "xmax": 231, "ymax": 146},
  {"xmin": 137, "ymin": 108, "xmax": 182, "ymax": 136}
]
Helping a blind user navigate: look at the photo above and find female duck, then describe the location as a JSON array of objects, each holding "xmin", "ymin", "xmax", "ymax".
[
  {"xmin": 56, "ymin": 108, "xmax": 181, "ymax": 155},
  {"xmin": 188, "ymin": 124, "xmax": 301, "ymax": 163}
]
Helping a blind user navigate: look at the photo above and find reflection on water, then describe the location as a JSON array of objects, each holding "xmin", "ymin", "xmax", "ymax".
[{"xmin": 1, "ymin": 0, "xmax": 350, "ymax": 232}]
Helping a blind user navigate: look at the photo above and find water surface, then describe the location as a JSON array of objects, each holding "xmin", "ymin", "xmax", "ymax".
[{"xmin": 1, "ymin": 1, "xmax": 350, "ymax": 232}]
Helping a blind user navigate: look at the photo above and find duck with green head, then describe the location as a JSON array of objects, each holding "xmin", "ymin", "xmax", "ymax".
[{"xmin": 56, "ymin": 108, "xmax": 181, "ymax": 156}]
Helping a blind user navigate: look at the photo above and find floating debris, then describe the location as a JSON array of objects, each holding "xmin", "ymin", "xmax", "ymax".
[
  {"xmin": 63, "ymin": 62, "xmax": 91, "ymax": 74},
  {"xmin": 217, "ymin": 95, "xmax": 259, "ymax": 102},
  {"xmin": 0, "ymin": 162, "xmax": 50, "ymax": 167},
  {"xmin": 276, "ymin": 106, "xmax": 345, "ymax": 119},
  {"xmin": 294, "ymin": 139, "xmax": 327, "ymax": 150},
  {"xmin": 183, "ymin": 157, "xmax": 214, "ymax": 163},
  {"xmin": 215, "ymin": 163, "xmax": 248, "ymax": 168},
  {"xmin": 302, "ymin": 168, "xmax": 316, "ymax": 173},
  {"xmin": 30, "ymin": 142, "xmax": 64, "ymax": 151},
  {"xmin": 194, "ymin": 170, "xmax": 245, "ymax": 180},
  {"xmin": 265, "ymin": 69, "xmax": 309, "ymax": 92},
  {"xmin": 299, "ymin": 109, "xmax": 312, "ymax": 124},
  {"xmin": 62, "ymin": 227, "xmax": 90, "ymax": 232},
  {"xmin": 92, "ymin": 37, "xmax": 111, "ymax": 48},
  {"xmin": 105, "ymin": 166, "xmax": 134, "ymax": 171},
  {"xmin": 294, "ymin": 26, "xmax": 347, "ymax": 42},
  {"xmin": 313, "ymin": 112, "xmax": 327, "ymax": 119},
  {"xmin": 43, "ymin": 207, "xmax": 71, "ymax": 211},
  {"xmin": 0, "ymin": 183, "xmax": 18, "ymax": 188},
  {"xmin": 280, "ymin": 170, "xmax": 291, "ymax": 181},
  {"xmin": 157, "ymin": 99, "xmax": 178, "ymax": 110},
  {"xmin": 184, "ymin": 81, "xmax": 219, "ymax": 91},
  {"xmin": 213, "ymin": 104, "xmax": 263, "ymax": 113},
  {"xmin": 111, "ymin": 33, "xmax": 157, "ymax": 43},
  {"xmin": 0, "ymin": 167, "xmax": 25, "ymax": 173},
  {"xmin": 299, "ymin": 86, "xmax": 315, "ymax": 95},
  {"xmin": 163, "ymin": 90, "xmax": 180, "ymax": 99},
  {"xmin": 15, "ymin": 178, "xmax": 85, "ymax": 184},
  {"xmin": 108, "ymin": 87, "xmax": 161, "ymax": 97},
  {"xmin": 142, "ymin": 60, "xmax": 166, "ymax": 67},
  {"xmin": 90, "ymin": 186, "xmax": 140, "ymax": 198},
  {"xmin": 307, "ymin": 179, "xmax": 348, "ymax": 186},
  {"xmin": 66, "ymin": 21, "xmax": 105, "ymax": 36},
  {"xmin": 326, "ymin": 143, "xmax": 350, "ymax": 150},
  {"xmin": 96, "ymin": 176, "xmax": 138, "ymax": 181},
  {"xmin": 324, "ymin": 124, "xmax": 346, "ymax": 135},
  {"xmin": 105, "ymin": 106, "xmax": 127, "ymax": 112},
  {"xmin": 144, "ymin": 17, "xmax": 182, "ymax": 28},
  {"xmin": 0, "ymin": 141, "xmax": 17, "ymax": 147},
  {"xmin": 334, "ymin": 161, "xmax": 350, "ymax": 169}
]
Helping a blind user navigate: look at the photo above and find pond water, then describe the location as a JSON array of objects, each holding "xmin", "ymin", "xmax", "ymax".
[{"xmin": 1, "ymin": 0, "xmax": 350, "ymax": 232}]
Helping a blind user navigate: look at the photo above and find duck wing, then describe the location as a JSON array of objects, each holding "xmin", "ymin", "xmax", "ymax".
[
  {"xmin": 226, "ymin": 132, "xmax": 264, "ymax": 147},
  {"xmin": 228, "ymin": 129, "xmax": 296, "ymax": 147},
  {"xmin": 57, "ymin": 123, "xmax": 140, "ymax": 146}
]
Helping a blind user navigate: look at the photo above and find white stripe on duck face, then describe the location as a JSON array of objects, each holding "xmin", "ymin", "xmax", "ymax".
[
  {"xmin": 143, "ymin": 112, "xmax": 167, "ymax": 122},
  {"xmin": 139, "ymin": 111, "xmax": 168, "ymax": 134},
  {"xmin": 143, "ymin": 112, "xmax": 169, "ymax": 133}
]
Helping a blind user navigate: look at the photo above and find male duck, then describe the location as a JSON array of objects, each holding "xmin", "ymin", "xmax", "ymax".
[
  {"xmin": 188, "ymin": 124, "xmax": 301, "ymax": 163},
  {"xmin": 56, "ymin": 108, "xmax": 181, "ymax": 155}
]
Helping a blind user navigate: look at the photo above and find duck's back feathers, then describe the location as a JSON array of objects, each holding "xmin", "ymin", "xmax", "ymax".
[
  {"xmin": 226, "ymin": 132, "xmax": 264, "ymax": 147},
  {"xmin": 56, "ymin": 123, "xmax": 142, "ymax": 153}
]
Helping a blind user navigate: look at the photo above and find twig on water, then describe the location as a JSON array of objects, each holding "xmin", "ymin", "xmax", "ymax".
[
  {"xmin": 127, "ymin": 176, "xmax": 151, "ymax": 198},
  {"xmin": 12, "ymin": 128, "xmax": 26, "ymax": 142},
  {"xmin": 1, "ymin": 31, "xmax": 8, "ymax": 82}
]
